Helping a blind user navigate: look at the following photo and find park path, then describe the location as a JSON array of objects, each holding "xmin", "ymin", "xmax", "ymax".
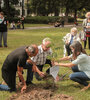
[{"xmin": 25, "ymin": 24, "xmax": 81, "ymax": 30}]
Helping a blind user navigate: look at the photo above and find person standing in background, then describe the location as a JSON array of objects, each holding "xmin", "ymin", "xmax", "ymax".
[
  {"xmin": 63, "ymin": 27, "xmax": 80, "ymax": 56},
  {"xmin": 21, "ymin": 16, "xmax": 24, "ymax": 29},
  {"xmin": 82, "ymin": 12, "xmax": 90, "ymax": 49},
  {"xmin": 0, "ymin": 12, "xmax": 8, "ymax": 47}
]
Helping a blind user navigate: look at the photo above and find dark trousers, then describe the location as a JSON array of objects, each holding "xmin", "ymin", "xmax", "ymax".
[
  {"xmin": 0, "ymin": 32, "xmax": 7, "ymax": 47},
  {"xmin": 65, "ymin": 44, "xmax": 72, "ymax": 56},
  {"xmin": 84, "ymin": 37, "xmax": 90, "ymax": 49},
  {"xmin": 69, "ymin": 66, "xmax": 90, "ymax": 86},
  {"xmin": 25, "ymin": 59, "xmax": 52, "ymax": 82},
  {"xmin": 23, "ymin": 62, "xmax": 33, "ymax": 84},
  {"xmin": 2, "ymin": 69, "xmax": 16, "ymax": 91},
  {"xmin": 22, "ymin": 23, "xmax": 24, "ymax": 29}
]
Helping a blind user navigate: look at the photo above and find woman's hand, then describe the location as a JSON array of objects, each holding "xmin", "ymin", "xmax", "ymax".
[{"xmin": 53, "ymin": 62, "xmax": 59, "ymax": 66}]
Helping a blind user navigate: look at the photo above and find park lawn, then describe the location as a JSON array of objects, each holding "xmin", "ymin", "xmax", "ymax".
[{"xmin": 0, "ymin": 26, "xmax": 90, "ymax": 100}]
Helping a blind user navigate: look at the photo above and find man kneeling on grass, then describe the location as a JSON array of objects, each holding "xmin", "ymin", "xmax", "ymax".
[
  {"xmin": 1, "ymin": 45, "xmax": 45, "ymax": 93},
  {"xmin": 24, "ymin": 38, "xmax": 54, "ymax": 85}
]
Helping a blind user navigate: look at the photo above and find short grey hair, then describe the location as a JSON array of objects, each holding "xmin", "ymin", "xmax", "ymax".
[
  {"xmin": 28, "ymin": 45, "xmax": 35, "ymax": 54},
  {"xmin": 42, "ymin": 37, "xmax": 51, "ymax": 45},
  {"xmin": 71, "ymin": 27, "xmax": 77, "ymax": 33}
]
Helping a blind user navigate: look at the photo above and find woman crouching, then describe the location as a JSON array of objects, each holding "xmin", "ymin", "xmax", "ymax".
[{"xmin": 54, "ymin": 41, "xmax": 90, "ymax": 90}]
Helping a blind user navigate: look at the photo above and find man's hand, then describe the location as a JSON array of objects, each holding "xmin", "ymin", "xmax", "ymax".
[
  {"xmin": 21, "ymin": 84, "xmax": 27, "ymax": 93},
  {"xmin": 51, "ymin": 60, "xmax": 55, "ymax": 66},
  {"xmin": 38, "ymin": 71, "xmax": 45, "ymax": 77}
]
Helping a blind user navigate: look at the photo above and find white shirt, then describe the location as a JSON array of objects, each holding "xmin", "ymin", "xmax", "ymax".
[
  {"xmin": 71, "ymin": 53, "xmax": 90, "ymax": 78},
  {"xmin": 31, "ymin": 45, "xmax": 52, "ymax": 65},
  {"xmin": 63, "ymin": 33, "xmax": 81, "ymax": 44}
]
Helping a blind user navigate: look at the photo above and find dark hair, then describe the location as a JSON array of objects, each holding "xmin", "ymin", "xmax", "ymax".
[
  {"xmin": 0, "ymin": 12, "xmax": 4, "ymax": 16},
  {"xmin": 70, "ymin": 41, "xmax": 87, "ymax": 59}
]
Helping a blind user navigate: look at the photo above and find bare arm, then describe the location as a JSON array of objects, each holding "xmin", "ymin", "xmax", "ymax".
[
  {"xmin": 60, "ymin": 56, "xmax": 71, "ymax": 61},
  {"xmin": 86, "ymin": 26, "xmax": 90, "ymax": 28},
  {"xmin": 54, "ymin": 62, "xmax": 76, "ymax": 68},
  {"xmin": 32, "ymin": 64, "xmax": 45, "ymax": 77},
  {"xmin": 17, "ymin": 66, "xmax": 27, "ymax": 93},
  {"xmin": 27, "ymin": 59, "xmax": 45, "ymax": 77}
]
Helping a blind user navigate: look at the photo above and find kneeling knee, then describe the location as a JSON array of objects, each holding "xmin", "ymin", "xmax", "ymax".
[{"xmin": 69, "ymin": 74, "xmax": 75, "ymax": 80}]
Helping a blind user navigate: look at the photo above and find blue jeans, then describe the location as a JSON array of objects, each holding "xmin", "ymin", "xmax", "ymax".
[
  {"xmin": 23, "ymin": 62, "xmax": 33, "ymax": 83},
  {"xmin": 0, "ymin": 84, "xmax": 10, "ymax": 91},
  {"xmin": 70, "ymin": 66, "xmax": 90, "ymax": 86}
]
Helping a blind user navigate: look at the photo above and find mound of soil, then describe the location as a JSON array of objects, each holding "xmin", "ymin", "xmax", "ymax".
[{"xmin": 9, "ymin": 84, "xmax": 73, "ymax": 100}]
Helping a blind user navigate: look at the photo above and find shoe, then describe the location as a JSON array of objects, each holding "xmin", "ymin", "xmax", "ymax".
[
  {"xmin": 4, "ymin": 45, "xmax": 8, "ymax": 48},
  {"xmin": 26, "ymin": 81, "xmax": 35, "ymax": 86},
  {"xmin": 9, "ymin": 88, "xmax": 16, "ymax": 92}
]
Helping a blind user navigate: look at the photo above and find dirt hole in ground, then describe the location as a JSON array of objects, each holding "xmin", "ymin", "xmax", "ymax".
[{"xmin": 9, "ymin": 84, "xmax": 73, "ymax": 100}]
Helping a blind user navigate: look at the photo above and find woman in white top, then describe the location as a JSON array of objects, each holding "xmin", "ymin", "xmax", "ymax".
[
  {"xmin": 54, "ymin": 41, "xmax": 90, "ymax": 89},
  {"xmin": 63, "ymin": 27, "xmax": 80, "ymax": 56}
]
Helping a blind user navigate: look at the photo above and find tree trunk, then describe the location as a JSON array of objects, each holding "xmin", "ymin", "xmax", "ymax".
[
  {"xmin": 4, "ymin": 0, "xmax": 10, "ymax": 18},
  {"xmin": 65, "ymin": 7, "xmax": 69, "ymax": 22},
  {"xmin": 27, "ymin": 0, "xmax": 29, "ymax": 15},
  {"xmin": 0, "ymin": 0, "xmax": 1, "ymax": 11},
  {"xmin": 74, "ymin": 9, "xmax": 77, "ymax": 22}
]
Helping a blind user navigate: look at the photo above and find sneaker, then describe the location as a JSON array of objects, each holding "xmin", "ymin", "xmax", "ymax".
[{"xmin": 4, "ymin": 45, "xmax": 8, "ymax": 48}]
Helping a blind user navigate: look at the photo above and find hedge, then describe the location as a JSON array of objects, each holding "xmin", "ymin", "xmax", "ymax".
[
  {"xmin": 25, "ymin": 16, "xmax": 60, "ymax": 24},
  {"xmin": 7, "ymin": 16, "xmax": 74, "ymax": 24}
]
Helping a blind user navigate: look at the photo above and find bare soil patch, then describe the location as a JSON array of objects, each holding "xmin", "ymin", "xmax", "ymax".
[{"xmin": 9, "ymin": 83, "xmax": 73, "ymax": 100}]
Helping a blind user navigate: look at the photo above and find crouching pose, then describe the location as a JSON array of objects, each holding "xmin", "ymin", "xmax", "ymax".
[
  {"xmin": 54, "ymin": 41, "xmax": 90, "ymax": 90},
  {"xmin": 25, "ymin": 38, "xmax": 53, "ymax": 85},
  {"xmin": 1, "ymin": 45, "xmax": 45, "ymax": 92}
]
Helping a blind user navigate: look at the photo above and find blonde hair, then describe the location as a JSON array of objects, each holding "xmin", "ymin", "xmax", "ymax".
[
  {"xmin": 71, "ymin": 27, "xmax": 77, "ymax": 33},
  {"xmin": 85, "ymin": 12, "xmax": 90, "ymax": 18},
  {"xmin": 42, "ymin": 37, "xmax": 51, "ymax": 45}
]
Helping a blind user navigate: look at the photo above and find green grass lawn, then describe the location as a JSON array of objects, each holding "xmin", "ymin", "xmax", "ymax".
[{"xmin": 0, "ymin": 25, "xmax": 90, "ymax": 100}]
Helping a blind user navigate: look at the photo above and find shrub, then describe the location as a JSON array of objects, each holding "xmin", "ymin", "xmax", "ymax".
[
  {"xmin": 7, "ymin": 17, "xmax": 20, "ymax": 23},
  {"xmin": 7, "ymin": 16, "xmax": 75, "ymax": 24},
  {"xmin": 25, "ymin": 16, "xmax": 60, "ymax": 24},
  {"xmin": 68, "ymin": 16, "xmax": 74, "ymax": 23}
]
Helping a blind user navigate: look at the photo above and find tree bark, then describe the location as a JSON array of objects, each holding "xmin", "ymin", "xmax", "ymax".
[
  {"xmin": 4, "ymin": 0, "xmax": 10, "ymax": 18},
  {"xmin": 0, "ymin": 0, "xmax": 1, "ymax": 11},
  {"xmin": 74, "ymin": 9, "xmax": 77, "ymax": 22},
  {"xmin": 65, "ymin": 7, "xmax": 69, "ymax": 22}
]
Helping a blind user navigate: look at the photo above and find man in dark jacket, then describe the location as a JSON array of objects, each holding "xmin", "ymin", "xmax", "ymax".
[{"xmin": 1, "ymin": 45, "xmax": 45, "ymax": 93}]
